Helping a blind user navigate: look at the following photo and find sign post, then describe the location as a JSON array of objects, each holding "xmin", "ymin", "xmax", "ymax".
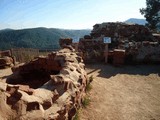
[
  {"xmin": 72, "ymin": 37, "xmax": 79, "ymax": 52},
  {"xmin": 103, "ymin": 37, "xmax": 111, "ymax": 63}
]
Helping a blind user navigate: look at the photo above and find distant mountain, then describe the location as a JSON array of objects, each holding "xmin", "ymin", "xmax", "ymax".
[
  {"xmin": 124, "ymin": 18, "xmax": 147, "ymax": 25},
  {"xmin": 0, "ymin": 27, "xmax": 91, "ymax": 50},
  {"xmin": 0, "ymin": 28, "xmax": 13, "ymax": 33}
]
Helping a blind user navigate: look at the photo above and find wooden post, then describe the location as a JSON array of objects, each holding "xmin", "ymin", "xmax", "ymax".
[
  {"xmin": 103, "ymin": 36, "xmax": 111, "ymax": 63},
  {"xmin": 104, "ymin": 44, "xmax": 108, "ymax": 63}
]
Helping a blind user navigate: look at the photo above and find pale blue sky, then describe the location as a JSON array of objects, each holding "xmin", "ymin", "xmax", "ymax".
[{"xmin": 0, "ymin": 0, "xmax": 146, "ymax": 30}]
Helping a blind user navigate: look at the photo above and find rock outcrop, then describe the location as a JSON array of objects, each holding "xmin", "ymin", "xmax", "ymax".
[{"xmin": 0, "ymin": 47, "xmax": 88, "ymax": 120}]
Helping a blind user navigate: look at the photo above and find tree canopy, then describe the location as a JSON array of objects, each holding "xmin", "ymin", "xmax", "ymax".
[{"xmin": 140, "ymin": 0, "xmax": 160, "ymax": 31}]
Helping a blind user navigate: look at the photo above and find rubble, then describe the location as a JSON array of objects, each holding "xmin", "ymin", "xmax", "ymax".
[{"xmin": 0, "ymin": 46, "xmax": 88, "ymax": 120}]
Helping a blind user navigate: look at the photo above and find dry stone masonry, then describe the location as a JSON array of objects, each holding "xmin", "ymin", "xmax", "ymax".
[
  {"xmin": 0, "ymin": 46, "xmax": 88, "ymax": 120},
  {"xmin": 79, "ymin": 22, "xmax": 160, "ymax": 64},
  {"xmin": 53, "ymin": 23, "xmax": 160, "ymax": 65},
  {"xmin": 0, "ymin": 50, "xmax": 14, "ymax": 68}
]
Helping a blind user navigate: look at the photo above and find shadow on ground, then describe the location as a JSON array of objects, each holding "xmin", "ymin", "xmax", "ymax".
[{"xmin": 86, "ymin": 63, "xmax": 160, "ymax": 78}]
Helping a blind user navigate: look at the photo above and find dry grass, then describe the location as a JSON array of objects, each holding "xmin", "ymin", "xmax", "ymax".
[{"xmin": 11, "ymin": 48, "xmax": 39, "ymax": 63}]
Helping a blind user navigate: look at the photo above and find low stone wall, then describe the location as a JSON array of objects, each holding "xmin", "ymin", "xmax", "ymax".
[
  {"xmin": 134, "ymin": 42, "xmax": 160, "ymax": 63},
  {"xmin": 0, "ymin": 47, "xmax": 88, "ymax": 120},
  {"xmin": 0, "ymin": 50, "xmax": 14, "ymax": 67}
]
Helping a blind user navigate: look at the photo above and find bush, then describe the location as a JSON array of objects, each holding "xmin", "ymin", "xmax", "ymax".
[
  {"xmin": 85, "ymin": 75, "xmax": 93, "ymax": 92},
  {"xmin": 89, "ymin": 75, "xmax": 93, "ymax": 83},
  {"xmin": 86, "ymin": 83, "xmax": 92, "ymax": 92},
  {"xmin": 73, "ymin": 110, "xmax": 80, "ymax": 120},
  {"xmin": 82, "ymin": 96, "xmax": 90, "ymax": 108}
]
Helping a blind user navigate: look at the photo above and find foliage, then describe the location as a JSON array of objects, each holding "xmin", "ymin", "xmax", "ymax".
[
  {"xmin": 0, "ymin": 28, "xmax": 91, "ymax": 50},
  {"xmin": 140, "ymin": 0, "xmax": 160, "ymax": 31},
  {"xmin": 85, "ymin": 75, "xmax": 93, "ymax": 92},
  {"xmin": 89, "ymin": 75, "xmax": 94, "ymax": 83},
  {"xmin": 73, "ymin": 110, "xmax": 80, "ymax": 120},
  {"xmin": 86, "ymin": 83, "xmax": 92, "ymax": 92},
  {"xmin": 82, "ymin": 96, "xmax": 90, "ymax": 108}
]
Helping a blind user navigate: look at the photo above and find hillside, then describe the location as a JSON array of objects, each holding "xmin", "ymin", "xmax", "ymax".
[
  {"xmin": 0, "ymin": 28, "xmax": 91, "ymax": 50},
  {"xmin": 124, "ymin": 18, "xmax": 147, "ymax": 25}
]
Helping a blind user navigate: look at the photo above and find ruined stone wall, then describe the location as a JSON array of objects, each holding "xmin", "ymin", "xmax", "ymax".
[
  {"xmin": 78, "ymin": 39, "xmax": 105, "ymax": 63},
  {"xmin": 0, "ymin": 50, "xmax": 13, "ymax": 67},
  {"xmin": 127, "ymin": 41, "xmax": 160, "ymax": 63},
  {"xmin": 91, "ymin": 22, "xmax": 152, "ymax": 41},
  {"xmin": 79, "ymin": 22, "xmax": 160, "ymax": 63},
  {"xmin": 0, "ymin": 47, "xmax": 88, "ymax": 120},
  {"xmin": 59, "ymin": 38, "xmax": 73, "ymax": 48},
  {"xmin": 56, "ymin": 23, "xmax": 160, "ymax": 64}
]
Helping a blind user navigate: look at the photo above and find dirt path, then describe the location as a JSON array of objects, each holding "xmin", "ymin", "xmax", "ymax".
[{"xmin": 81, "ymin": 64, "xmax": 160, "ymax": 120}]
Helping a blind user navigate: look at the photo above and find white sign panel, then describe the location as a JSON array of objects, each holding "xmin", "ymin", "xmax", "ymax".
[
  {"xmin": 72, "ymin": 37, "xmax": 79, "ymax": 43},
  {"xmin": 103, "ymin": 37, "xmax": 111, "ymax": 43}
]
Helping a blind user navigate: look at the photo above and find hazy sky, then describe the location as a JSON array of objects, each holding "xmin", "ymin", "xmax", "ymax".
[{"xmin": 0, "ymin": 0, "xmax": 146, "ymax": 30}]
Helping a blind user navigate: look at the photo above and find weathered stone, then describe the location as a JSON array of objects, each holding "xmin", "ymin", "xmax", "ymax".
[
  {"xmin": 0, "ymin": 56, "xmax": 13, "ymax": 68},
  {"xmin": 0, "ymin": 82, "xmax": 7, "ymax": 91},
  {"xmin": 0, "ymin": 46, "xmax": 88, "ymax": 120},
  {"xmin": 18, "ymin": 85, "xmax": 34, "ymax": 95},
  {"xmin": 78, "ymin": 22, "xmax": 160, "ymax": 64}
]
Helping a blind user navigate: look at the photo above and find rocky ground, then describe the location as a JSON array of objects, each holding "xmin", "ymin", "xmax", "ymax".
[{"xmin": 81, "ymin": 64, "xmax": 160, "ymax": 120}]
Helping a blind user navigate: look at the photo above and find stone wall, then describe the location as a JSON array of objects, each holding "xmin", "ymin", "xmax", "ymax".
[
  {"xmin": 79, "ymin": 22, "xmax": 160, "ymax": 64},
  {"xmin": 0, "ymin": 50, "xmax": 14, "ymax": 67},
  {"xmin": 91, "ymin": 22, "xmax": 152, "ymax": 41},
  {"xmin": 56, "ymin": 23, "xmax": 160, "ymax": 64},
  {"xmin": 0, "ymin": 46, "xmax": 88, "ymax": 120}
]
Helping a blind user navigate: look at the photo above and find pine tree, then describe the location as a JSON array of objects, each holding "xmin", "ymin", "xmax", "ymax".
[{"xmin": 140, "ymin": 0, "xmax": 160, "ymax": 31}]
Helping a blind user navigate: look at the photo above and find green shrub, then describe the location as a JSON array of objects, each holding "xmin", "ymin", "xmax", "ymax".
[
  {"xmin": 86, "ymin": 83, "xmax": 92, "ymax": 92},
  {"xmin": 82, "ymin": 96, "xmax": 90, "ymax": 108},
  {"xmin": 89, "ymin": 75, "xmax": 93, "ymax": 83},
  {"xmin": 86, "ymin": 75, "xmax": 93, "ymax": 92},
  {"xmin": 73, "ymin": 110, "xmax": 80, "ymax": 120}
]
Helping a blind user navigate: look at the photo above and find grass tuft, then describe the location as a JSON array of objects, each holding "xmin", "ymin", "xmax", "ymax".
[
  {"xmin": 73, "ymin": 110, "xmax": 80, "ymax": 120},
  {"xmin": 89, "ymin": 75, "xmax": 94, "ymax": 83},
  {"xmin": 82, "ymin": 96, "xmax": 90, "ymax": 108},
  {"xmin": 86, "ymin": 83, "xmax": 92, "ymax": 92}
]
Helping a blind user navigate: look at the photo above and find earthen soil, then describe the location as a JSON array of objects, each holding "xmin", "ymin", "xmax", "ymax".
[{"xmin": 81, "ymin": 64, "xmax": 160, "ymax": 120}]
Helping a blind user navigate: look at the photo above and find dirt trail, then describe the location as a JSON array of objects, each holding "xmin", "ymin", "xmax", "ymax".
[{"xmin": 81, "ymin": 64, "xmax": 160, "ymax": 120}]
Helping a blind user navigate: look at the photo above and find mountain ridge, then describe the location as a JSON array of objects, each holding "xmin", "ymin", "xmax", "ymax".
[
  {"xmin": 0, "ymin": 27, "xmax": 91, "ymax": 50},
  {"xmin": 124, "ymin": 18, "xmax": 147, "ymax": 25}
]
